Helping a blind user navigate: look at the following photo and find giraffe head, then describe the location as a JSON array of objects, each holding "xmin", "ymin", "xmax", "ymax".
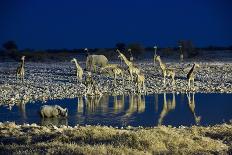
[
  {"xmin": 154, "ymin": 55, "xmax": 161, "ymax": 62},
  {"xmin": 117, "ymin": 49, "xmax": 123, "ymax": 59},
  {"xmin": 194, "ymin": 63, "xmax": 200, "ymax": 68},
  {"xmin": 21, "ymin": 56, "xmax": 25, "ymax": 61},
  {"xmin": 71, "ymin": 58, "xmax": 77, "ymax": 63}
]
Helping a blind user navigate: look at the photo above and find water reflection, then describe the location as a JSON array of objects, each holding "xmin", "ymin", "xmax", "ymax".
[
  {"xmin": 158, "ymin": 92, "xmax": 176, "ymax": 126},
  {"xmin": 77, "ymin": 96, "xmax": 84, "ymax": 114},
  {"xmin": 125, "ymin": 94, "xmax": 145, "ymax": 117},
  {"xmin": 18, "ymin": 100, "xmax": 27, "ymax": 121},
  {"xmin": 186, "ymin": 92, "xmax": 201, "ymax": 125},
  {"xmin": 1, "ymin": 93, "xmax": 231, "ymax": 127},
  {"xmin": 154, "ymin": 94, "xmax": 159, "ymax": 112},
  {"xmin": 84, "ymin": 95, "xmax": 103, "ymax": 113},
  {"xmin": 113, "ymin": 94, "xmax": 125, "ymax": 113}
]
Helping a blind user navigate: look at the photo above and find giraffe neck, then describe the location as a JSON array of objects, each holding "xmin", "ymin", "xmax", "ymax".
[
  {"xmin": 120, "ymin": 54, "xmax": 132, "ymax": 66},
  {"xmin": 21, "ymin": 60, "xmax": 25, "ymax": 69},
  {"xmin": 157, "ymin": 58, "xmax": 165, "ymax": 70},
  {"xmin": 73, "ymin": 60, "xmax": 80, "ymax": 70},
  {"xmin": 75, "ymin": 61, "xmax": 78, "ymax": 69},
  {"xmin": 189, "ymin": 64, "xmax": 195, "ymax": 75}
]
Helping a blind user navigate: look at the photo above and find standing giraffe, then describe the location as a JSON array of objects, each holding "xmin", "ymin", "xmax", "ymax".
[
  {"xmin": 153, "ymin": 46, "xmax": 157, "ymax": 66},
  {"xmin": 154, "ymin": 55, "xmax": 175, "ymax": 86},
  {"xmin": 128, "ymin": 48, "xmax": 134, "ymax": 61},
  {"xmin": 117, "ymin": 49, "xmax": 140, "ymax": 82},
  {"xmin": 187, "ymin": 63, "xmax": 200, "ymax": 90},
  {"xmin": 186, "ymin": 92, "xmax": 201, "ymax": 125},
  {"xmin": 16, "ymin": 56, "xmax": 25, "ymax": 82},
  {"xmin": 179, "ymin": 45, "xmax": 184, "ymax": 62},
  {"xmin": 71, "ymin": 58, "xmax": 84, "ymax": 82}
]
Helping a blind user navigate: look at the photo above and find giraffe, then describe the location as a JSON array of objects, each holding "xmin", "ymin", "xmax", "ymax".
[
  {"xmin": 16, "ymin": 56, "xmax": 25, "ymax": 82},
  {"xmin": 153, "ymin": 46, "xmax": 157, "ymax": 67},
  {"xmin": 179, "ymin": 45, "xmax": 184, "ymax": 62},
  {"xmin": 154, "ymin": 55, "xmax": 175, "ymax": 86},
  {"xmin": 186, "ymin": 92, "xmax": 201, "ymax": 125},
  {"xmin": 100, "ymin": 64, "xmax": 124, "ymax": 86},
  {"xmin": 128, "ymin": 48, "xmax": 134, "ymax": 61},
  {"xmin": 117, "ymin": 49, "xmax": 140, "ymax": 82},
  {"xmin": 71, "ymin": 58, "xmax": 84, "ymax": 82},
  {"xmin": 134, "ymin": 72, "xmax": 146, "ymax": 93},
  {"xmin": 158, "ymin": 92, "xmax": 176, "ymax": 126},
  {"xmin": 187, "ymin": 63, "xmax": 200, "ymax": 90}
]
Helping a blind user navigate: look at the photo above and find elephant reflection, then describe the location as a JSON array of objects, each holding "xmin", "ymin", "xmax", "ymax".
[
  {"xmin": 158, "ymin": 92, "xmax": 176, "ymax": 126},
  {"xmin": 186, "ymin": 92, "xmax": 201, "ymax": 125},
  {"xmin": 41, "ymin": 117, "xmax": 68, "ymax": 126},
  {"xmin": 113, "ymin": 94, "xmax": 125, "ymax": 113},
  {"xmin": 124, "ymin": 93, "xmax": 145, "ymax": 117}
]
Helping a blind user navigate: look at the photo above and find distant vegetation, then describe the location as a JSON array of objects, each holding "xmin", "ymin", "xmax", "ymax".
[{"xmin": 0, "ymin": 40, "xmax": 231, "ymax": 62}]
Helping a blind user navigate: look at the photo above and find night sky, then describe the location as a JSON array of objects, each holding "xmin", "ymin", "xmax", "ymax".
[{"xmin": 0, "ymin": 0, "xmax": 231, "ymax": 49}]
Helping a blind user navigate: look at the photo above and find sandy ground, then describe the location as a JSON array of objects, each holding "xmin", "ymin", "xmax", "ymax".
[
  {"xmin": 0, "ymin": 60, "xmax": 232, "ymax": 105},
  {"xmin": 0, "ymin": 122, "xmax": 231, "ymax": 154}
]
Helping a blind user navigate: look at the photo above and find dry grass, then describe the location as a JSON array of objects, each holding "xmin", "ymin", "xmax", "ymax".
[{"xmin": 0, "ymin": 122, "xmax": 231, "ymax": 154}]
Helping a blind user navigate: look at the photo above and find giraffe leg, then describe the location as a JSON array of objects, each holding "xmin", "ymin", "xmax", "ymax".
[
  {"xmin": 130, "ymin": 71, "xmax": 133, "ymax": 83},
  {"xmin": 172, "ymin": 75, "xmax": 175, "ymax": 86},
  {"xmin": 122, "ymin": 73, "xmax": 124, "ymax": 86},
  {"xmin": 188, "ymin": 79, "xmax": 191, "ymax": 90},
  {"xmin": 163, "ymin": 75, "xmax": 166, "ymax": 86},
  {"xmin": 192, "ymin": 78, "xmax": 195, "ymax": 91},
  {"xmin": 114, "ymin": 72, "xmax": 117, "ymax": 87}
]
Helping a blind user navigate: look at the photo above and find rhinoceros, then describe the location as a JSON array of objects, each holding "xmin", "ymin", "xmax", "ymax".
[{"xmin": 40, "ymin": 105, "xmax": 68, "ymax": 118}]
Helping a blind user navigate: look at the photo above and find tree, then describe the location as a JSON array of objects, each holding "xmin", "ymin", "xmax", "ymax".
[
  {"xmin": 3, "ymin": 40, "xmax": 18, "ymax": 52},
  {"xmin": 127, "ymin": 43, "xmax": 145, "ymax": 59},
  {"xmin": 178, "ymin": 40, "xmax": 198, "ymax": 58},
  {"xmin": 115, "ymin": 42, "xmax": 126, "ymax": 51},
  {"xmin": 2, "ymin": 40, "xmax": 19, "ymax": 60}
]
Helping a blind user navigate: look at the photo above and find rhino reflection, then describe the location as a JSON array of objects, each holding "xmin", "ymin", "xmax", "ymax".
[
  {"xmin": 186, "ymin": 92, "xmax": 201, "ymax": 125},
  {"xmin": 41, "ymin": 117, "xmax": 68, "ymax": 126},
  {"xmin": 158, "ymin": 92, "xmax": 176, "ymax": 126},
  {"xmin": 113, "ymin": 94, "xmax": 125, "ymax": 113},
  {"xmin": 124, "ymin": 94, "xmax": 145, "ymax": 117}
]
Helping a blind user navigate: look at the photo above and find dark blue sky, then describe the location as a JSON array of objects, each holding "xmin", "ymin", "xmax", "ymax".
[{"xmin": 0, "ymin": 0, "xmax": 231, "ymax": 49}]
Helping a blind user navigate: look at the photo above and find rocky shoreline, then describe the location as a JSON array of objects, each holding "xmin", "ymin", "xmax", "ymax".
[
  {"xmin": 0, "ymin": 61, "xmax": 232, "ymax": 105},
  {"xmin": 0, "ymin": 122, "xmax": 231, "ymax": 154}
]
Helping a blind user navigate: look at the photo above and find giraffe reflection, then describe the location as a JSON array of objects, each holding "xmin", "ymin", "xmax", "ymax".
[
  {"xmin": 158, "ymin": 92, "xmax": 176, "ymax": 126},
  {"xmin": 124, "ymin": 94, "xmax": 145, "ymax": 117},
  {"xmin": 18, "ymin": 100, "xmax": 27, "ymax": 121},
  {"xmin": 77, "ymin": 96, "xmax": 84, "ymax": 114},
  {"xmin": 186, "ymin": 92, "xmax": 201, "ymax": 125},
  {"xmin": 113, "ymin": 94, "xmax": 125, "ymax": 113},
  {"xmin": 85, "ymin": 95, "xmax": 103, "ymax": 113}
]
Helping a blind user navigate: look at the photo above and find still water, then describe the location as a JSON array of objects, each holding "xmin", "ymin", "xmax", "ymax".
[{"xmin": 0, "ymin": 93, "xmax": 231, "ymax": 127}]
